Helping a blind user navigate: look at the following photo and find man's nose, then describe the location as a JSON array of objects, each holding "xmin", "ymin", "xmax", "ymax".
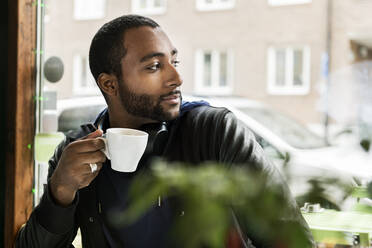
[{"xmin": 165, "ymin": 63, "xmax": 183, "ymax": 88}]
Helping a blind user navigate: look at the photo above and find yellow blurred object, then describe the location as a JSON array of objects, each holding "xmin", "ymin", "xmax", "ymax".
[{"xmin": 34, "ymin": 132, "xmax": 65, "ymax": 162}]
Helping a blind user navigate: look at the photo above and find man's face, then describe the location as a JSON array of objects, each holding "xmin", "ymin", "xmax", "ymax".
[{"xmin": 118, "ymin": 26, "xmax": 183, "ymax": 122}]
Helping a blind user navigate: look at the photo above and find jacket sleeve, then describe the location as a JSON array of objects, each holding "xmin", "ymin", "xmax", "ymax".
[
  {"xmin": 219, "ymin": 110, "xmax": 316, "ymax": 248},
  {"xmin": 15, "ymin": 137, "xmax": 79, "ymax": 248},
  {"xmin": 183, "ymin": 106, "xmax": 316, "ymax": 248}
]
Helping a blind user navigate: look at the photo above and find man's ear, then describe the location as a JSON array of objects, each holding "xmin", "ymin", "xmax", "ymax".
[{"xmin": 97, "ymin": 73, "xmax": 118, "ymax": 96}]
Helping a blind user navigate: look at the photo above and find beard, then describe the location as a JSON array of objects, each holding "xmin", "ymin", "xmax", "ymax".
[{"xmin": 118, "ymin": 79, "xmax": 182, "ymax": 122}]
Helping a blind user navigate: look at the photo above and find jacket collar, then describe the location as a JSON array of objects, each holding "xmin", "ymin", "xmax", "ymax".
[{"xmin": 93, "ymin": 108, "xmax": 169, "ymax": 156}]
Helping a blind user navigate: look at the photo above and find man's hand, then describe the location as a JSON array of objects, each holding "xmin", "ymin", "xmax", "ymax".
[{"xmin": 50, "ymin": 129, "xmax": 106, "ymax": 207}]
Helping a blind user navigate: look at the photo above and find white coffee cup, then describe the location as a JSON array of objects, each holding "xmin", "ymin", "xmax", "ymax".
[{"xmin": 98, "ymin": 128, "xmax": 149, "ymax": 172}]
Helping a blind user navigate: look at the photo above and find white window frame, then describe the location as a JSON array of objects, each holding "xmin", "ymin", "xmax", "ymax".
[
  {"xmin": 196, "ymin": 0, "xmax": 235, "ymax": 11},
  {"xmin": 73, "ymin": 54, "xmax": 100, "ymax": 96},
  {"xmin": 194, "ymin": 49, "xmax": 234, "ymax": 95},
  {"xmin": 268, "ymin": 0, "xmax": 311, "ymax": 6},
  {"xmin": 73, "ymin": 0, "xmax": 106, "ymax": 20},
  {"xmin": 267, "ymin": 46, "xmax": 311, "ymax": 95},
  {"xmin": 131, "ymin": 0, "xmax": 167, "ymax": 15}
]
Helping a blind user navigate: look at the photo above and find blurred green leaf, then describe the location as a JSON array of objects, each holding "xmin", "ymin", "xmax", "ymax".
[
  {"xmin": 360, "ymin": 138, "xmax": 371, "ymax": 152},
  {"xmin": 368, "ymin": 181, "xmax": 372, "ymax": 198},
  {"xmin": 116, "ymin": 160, "xmax": 352, "ymax": 248}
]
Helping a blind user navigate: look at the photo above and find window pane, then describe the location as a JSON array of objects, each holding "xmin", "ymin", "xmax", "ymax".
[
  {"xmin": 74, "ymin": 0, "xmax": 105, "ymax": 20},
  {"xmin": 81, "ymin": 57, "xmax": 87, "ymax": 87},
  {"xmin": 140, "ymin": 0, "xmax": 147, "ymax": 9},
  {"xmin": 58, "ymin": 105, "xmax": 106, "ymax": 133},
  {"xmin": 219, "ymin": 52, "xmax": 227, "ymax": 86},
  {"xmin": 275, "ymin": 49, "xmax": 286, "ymax": 86},
  {"xmin": 269, "ymin": 0, "xmax": 312, "ymax": 6},
  {"xmin": 154, "ymin": 0, "xmax": 162, "ymax": 7},
  {"xmin": 203, "ymin": 52, "xmax": 212, "ymax": 87},
  {"xmin": 293, "ymin": 49, "xmax": 303, "ymax": 86},
  {"xmin": 73, "ymin": 55, "xmax": 82, "ymax": 89}
]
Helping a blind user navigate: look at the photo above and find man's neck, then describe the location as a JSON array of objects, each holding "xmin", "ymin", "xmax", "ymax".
[{"xmin": 107, "ymin": 107, "xmax": 157, "ymax": 129}]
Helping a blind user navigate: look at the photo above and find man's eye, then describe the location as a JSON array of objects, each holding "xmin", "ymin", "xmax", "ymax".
[{"xmin": 147, "ymin": 62, "xmax": 161, "ymax": 71}]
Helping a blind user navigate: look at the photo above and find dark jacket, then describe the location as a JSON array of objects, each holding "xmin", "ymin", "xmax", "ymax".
[{"xmin": 15, "ymin": 106, "xmax": 315, "ymax": 248}]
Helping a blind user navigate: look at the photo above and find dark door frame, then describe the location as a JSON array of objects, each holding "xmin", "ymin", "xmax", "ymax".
[{"xmin": 5, "ymin": 0, "xmax": 37, "ymax": 246}]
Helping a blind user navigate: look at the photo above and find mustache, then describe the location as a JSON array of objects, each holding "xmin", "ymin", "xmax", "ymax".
[{"xmin": 160, "ymin": 90, "xmax": 182, "ymax": 99}]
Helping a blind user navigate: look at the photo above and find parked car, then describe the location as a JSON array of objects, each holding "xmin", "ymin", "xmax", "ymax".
[
  {"xmin": 57, "ymin": 95, "xmax": 372, "ymax": 210},
  {"xmin": 57, "ymin": 96, "xmax": 106, "ymax": 133},
  {"xmin": 192, "ymin": 96, "xmax": 372, "ymax": 209}
]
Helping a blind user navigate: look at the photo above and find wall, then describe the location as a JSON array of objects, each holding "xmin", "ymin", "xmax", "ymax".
[
  {"xmin": 43, "ymin": 0, "xmax": 372, "ymax": 124},
  {"xmin": 43, "ymin": 0, "xmax": 328, "ymax": 124}
]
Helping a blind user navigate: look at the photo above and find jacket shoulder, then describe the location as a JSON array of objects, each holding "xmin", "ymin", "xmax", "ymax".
[
  {"xmin": 186, "ymin": 105, "xmax": 231, "ymax": 116},
  {"xmin": 181, "ymin": 105, "xmax": 232, "ymax": 125}
]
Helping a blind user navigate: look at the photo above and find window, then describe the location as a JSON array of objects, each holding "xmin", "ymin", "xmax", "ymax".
[
  {"xmin": 195, "ymin": 49, "xmax": 234, "ymax": 95},
  {"xmin": 196, "ymin": 0, "xmax": 235, "ymax": 11},
  {"xmin": 58, "ymin": 104, "xmax": 106, "ymax": 133},
  {"xmin": 132, "ymin": 0, "xmax": 167, "ymax": 15},
  {"xmin": 267, "ymin": 46, "xmax": 311, "ymax": 95},
  {"xmin": 73, "ymin": 0, "xmax": 106, "ymax": 20},
  {"xmin": 73, "ymin": 54, "xmax": 100, "ymax": 95},
  {"xmin": 268, "ymin": 0, "xmax": 311, "ymax": 6}
]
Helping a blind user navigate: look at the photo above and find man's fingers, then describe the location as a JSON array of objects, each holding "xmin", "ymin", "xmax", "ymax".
[
  {"xmin": 78, "ymin": 150, "xmax": 106, "ymax": 164},
  {"xmin": 80, "ymin": 129, "xmax": 103, "ymax": 140},
  {"xmin": 82, "ymin": 162, "xmax": 104, "ymax": 176},
  {"xmin": 80, "ymin": 163, "xmax": 103, "ymax": 188},
  {"xmin": 69, "ymin": 138, "xmax": 105, "ymax": 153}
]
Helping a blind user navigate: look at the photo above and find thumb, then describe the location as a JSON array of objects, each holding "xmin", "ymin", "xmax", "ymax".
[{"xmin": 80, "ymin": 129, "xmax": 103, "ymax": 140}]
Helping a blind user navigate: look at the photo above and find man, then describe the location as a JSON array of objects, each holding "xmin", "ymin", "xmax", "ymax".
[{"xmin": 16, "ymin": 15, "xmax": 314, "ymax": 248}]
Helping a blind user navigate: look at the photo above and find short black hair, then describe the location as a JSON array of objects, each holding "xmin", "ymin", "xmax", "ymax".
[{"xmin": 89, "ymin": 15, "xmax": 160, "ymax": 82}]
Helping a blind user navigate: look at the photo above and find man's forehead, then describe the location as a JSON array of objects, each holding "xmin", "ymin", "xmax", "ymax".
[{"xmin": 123, "ymin": 26, "xmax": 175, "ymax": 59}]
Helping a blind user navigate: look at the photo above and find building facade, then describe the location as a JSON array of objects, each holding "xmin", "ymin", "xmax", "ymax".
[{"xmin": 43, "ymin": 0, "xmax": 372, "ymax": 124}]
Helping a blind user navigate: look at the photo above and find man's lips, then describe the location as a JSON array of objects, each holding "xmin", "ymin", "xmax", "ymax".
[
  {"xmin": 161, "ymin": 93, "xmax": 181, "ymax": 104},
  {"xmin": 161, "ymin": 94, "xmax": 180, "ymax": 100}
]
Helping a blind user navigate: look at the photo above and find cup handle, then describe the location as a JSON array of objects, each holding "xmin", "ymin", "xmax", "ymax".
[{"xmin": 97, "ymin": 135, "xmax": 111, "ymax": 160}]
